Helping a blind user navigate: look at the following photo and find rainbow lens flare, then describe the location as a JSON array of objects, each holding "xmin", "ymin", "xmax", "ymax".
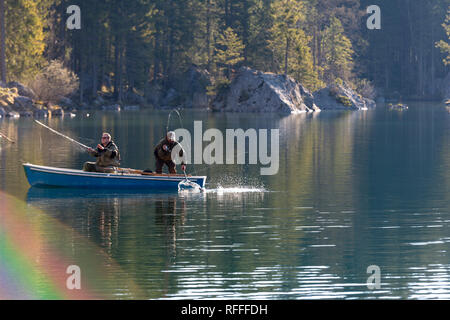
[{"xmin": 0, "ymin": 191, "xmax": 143, "ymax": 299}]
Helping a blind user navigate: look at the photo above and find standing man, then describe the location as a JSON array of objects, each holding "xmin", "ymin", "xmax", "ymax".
[
  {"xmin": 83, "ymin": 133, "xmax": 120, "ymax": 173},
  {"xmin": 154, "ymin": 131, "xmax": 186, "ymax": 174}
]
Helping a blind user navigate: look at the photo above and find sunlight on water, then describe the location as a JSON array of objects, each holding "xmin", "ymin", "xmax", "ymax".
[
  {"xmin": 205, "ymin": 185, "xmax": 267, "ymax": 194},
  {"xmin": 1, "ymin": 105, "xmax": 449, "ymax": 299}
]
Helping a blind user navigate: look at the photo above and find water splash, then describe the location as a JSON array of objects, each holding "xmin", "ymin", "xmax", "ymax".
[
  {"xmin": 178, "ymin": 179, "xmax": 204, "ymax": 193},
  {"xmin": 205, "ymin": 185, "xmax": 267, "ymax": 194}
]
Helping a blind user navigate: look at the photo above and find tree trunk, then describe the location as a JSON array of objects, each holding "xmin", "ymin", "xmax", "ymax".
[
  {"xmin": 284, "ymin": 37, "xmax": 290, "ymax": 76},
  {"xmin": 312, "ymin": 29, "xmax": 317, "ymax": 70},
  {"xmin": 0, "ymin": 0, "xmax": 6, "ymax": 83},
  {"xmin": 91, "ymin": 28, "xmax": 98, "ymax": 99},
  {"xmin": 119, "ymin": 39, "xmax": 125, "ymax": 103},
  {"xmin": 225, "ymin": 0, "xmax": 230, "ymax": 27},
  {"xmin": 153, "ymin": 31, "xmax": 161, "ymax": 83},
  {"xmin": 114, "ymin": 38, "xmax": 123, "ymax": 102},
  {"xmin": 242, "ymin": 0, "xmax": 249, "ymax": 63},
  {"xmin": 206, "ymin": 0, "xmax": 211, "ymax": 71}
]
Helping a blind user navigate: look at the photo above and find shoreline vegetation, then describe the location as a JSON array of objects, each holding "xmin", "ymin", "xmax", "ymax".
[{"xmin": 0, "ymin": 1, "xmax": 449, "ymax": 119}]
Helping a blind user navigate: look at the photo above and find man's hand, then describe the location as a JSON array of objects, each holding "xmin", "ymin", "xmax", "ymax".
[
  {"xmin": 181, "ymin": 164, "xmax": 186, "ymax": 172},
  {"xmin": 88, "ymin": 147, "xmax": 94, "ymax": 152},
  {"xmin": 97, "ymin": 144, "xmax": 104, "ymax": 150},
  {"xmin": 163, "ymin": 145, "xmax": 169, "ymax": 152}
]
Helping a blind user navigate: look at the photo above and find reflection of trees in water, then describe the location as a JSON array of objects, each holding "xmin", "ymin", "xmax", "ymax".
[
  {"xmin": 34, "ymin": 197, "xmax": 123, "ymax": 256},
  {"xmin": 271, "ymin": 110, "xmax": 372, "ymax": 208},
  {"xmin": 154, "ymin": 197, "xmax": 186, "ymax": 261},
  {"xmin": 0, "ymin": 120, "xmax": 20, "ymax": 191},
  {"xmin": 28, "ymin": 193, "xmax": 189, "ymax": 258},
  {"xmin": 79, "ymin": 196, "xmax": 187, "ymax": 260},
  {"xmin": 97, "ymin": 198, "xmax": 121, "ymax": 254},
  {"xmin": 264, "ymin": 111, "xmax": 378, "ymax": 283},
  {"xmin": 0, "ymin": 119, "xmax": 85, "ymax": 197}
]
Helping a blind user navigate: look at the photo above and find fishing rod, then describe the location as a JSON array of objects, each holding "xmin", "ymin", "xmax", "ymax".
[{"xmin": 34, "ymin": 120, "xmax": 90, "ymax": 151}]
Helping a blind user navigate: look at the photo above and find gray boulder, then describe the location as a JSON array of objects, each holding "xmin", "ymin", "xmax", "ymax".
[
  {"xmin": 161, "ymin": 88, "xmax": 179, "ymax": 107},
  {"xmin": 34, "ymin": 109, "xmax": 49, "ymax": 118},
  {"xmin": 6, "ymin": 111, "xmax": 20, "ymax": 118},
  {"xmin": 14, "ymin": 96, "xmax": 34, "ymax": 109},
  {"xmin": 144, "ymin": 82, "xmax": 163, "ymax": 106},
  {"xmin": 102, "ymin": 104, "xmax": 121, "ymax": 111},
  {"xmin": 211, "ymin": 67, "xmax": 319, "ymax": 114},
  {"xmin": 92, "ymin": 95, "xmax": 106, "ymax": 107},
  {"xmin": 7, "ymin": 82, "xmax": 36, "ymax": 100},
  {"xmin": 123, "ymin": 105, "xmax": 140, "ymax": 111},
  {"xmin": 125, "ymin": 90, "xmax": 145, "ymax": 105},
  {"xmin": 19, "ymin": 110, "xmax": 33, "ymax": 117},
  {"xmin": 51, "ymin": 108, "xmax": 64, "ymax": 116},
  {"xmin": 58, "ymin": 96, "xmax": 77, "ymax": 109},
  {"xmin": 313, "ymin": 82, "xmax": 376, "ymax": 110},
  {"xmin": 180, "ymin": 65, "xmax": 212, "ymax": 109},
  {"xmin": 144, "ymin": 65, "xmax": 212, "ymax": 109}
]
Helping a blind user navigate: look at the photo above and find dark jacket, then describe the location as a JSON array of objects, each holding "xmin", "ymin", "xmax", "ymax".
[
  {"xmin": 154, "ymin": 138, "xmax": 185, "ymax": 164},
  {"xmin": 88, "ymin": 141, "xmax": 120, "ymax": 167}
]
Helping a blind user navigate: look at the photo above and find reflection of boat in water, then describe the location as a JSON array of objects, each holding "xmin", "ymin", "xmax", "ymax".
[
  {"xmin": 23, "ymin": 163, "xmax": 206, "ymax": 191},
  {"xmin": 26, "ymin": 185, "xmax": 183, "ymax": 202}
]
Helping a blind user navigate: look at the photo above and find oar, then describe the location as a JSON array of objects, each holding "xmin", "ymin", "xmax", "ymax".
[
  {"xmin": 34, "ymin": 120, "xmax": 90, "ymax": 151},
  {"xmin": 0, "ymin": 132, "xmax": 15, "ymax": 143}
]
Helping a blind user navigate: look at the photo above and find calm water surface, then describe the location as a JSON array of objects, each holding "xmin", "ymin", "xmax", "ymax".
[{"xmin": 0, "ymin": 103, "xmax": 449, "ymax": 299}]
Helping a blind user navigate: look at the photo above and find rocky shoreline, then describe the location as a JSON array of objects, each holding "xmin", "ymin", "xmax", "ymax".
[
  {"xmin": 210, "ymin": 67, "xmax": 320, "ymax": 113},
  {"xmin": 0, "ymin": 81, "xmax": 145, "ymax": 119},
  {"xmin": 2, "ymin": 66, "xmax": 448, "ymax": 119},
  {"xmin": 0, "ymin": 81, "xmax": 75, "ymax": 119},
  {"xmin": 210, "ymin": 67, "xmax": 375, "ymax": 113}
]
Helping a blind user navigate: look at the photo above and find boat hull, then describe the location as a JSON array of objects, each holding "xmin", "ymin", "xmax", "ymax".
[{"xmin": 23, "ymin": 163, "xmax": 206, "ymax": 190}]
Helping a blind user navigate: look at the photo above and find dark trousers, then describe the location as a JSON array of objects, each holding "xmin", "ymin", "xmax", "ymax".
[
  {"xmin": 155, "ymin": 158, "xmax": 176, "ymax": 174},
  {"xmin": 83, "ymin": 162, "xmax": 116, "ymax": 173}
]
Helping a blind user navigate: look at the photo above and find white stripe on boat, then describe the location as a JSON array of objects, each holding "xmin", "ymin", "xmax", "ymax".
[{"xmin": 24, "ymin": 163, "xmax": 206, "ymax": 182}]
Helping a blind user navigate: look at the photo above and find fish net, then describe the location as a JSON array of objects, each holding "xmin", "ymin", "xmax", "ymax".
[{"xmin": 178, "ymin": 179, "xmax": 203, "ymax": 193}]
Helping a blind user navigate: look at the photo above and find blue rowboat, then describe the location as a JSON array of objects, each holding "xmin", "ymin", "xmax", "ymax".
[{"xmin": 23, "ymin": 163, "xmax": 207, "ymax": 190}]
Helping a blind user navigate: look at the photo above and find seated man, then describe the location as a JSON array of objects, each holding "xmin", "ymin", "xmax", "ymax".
[
  {"xmin": 154, "ymin": 131, "xmax": 186, "ymax": 174},
  {"xmin": 83, "ymin": 133, "xmax": 120, "ymax": 173}
]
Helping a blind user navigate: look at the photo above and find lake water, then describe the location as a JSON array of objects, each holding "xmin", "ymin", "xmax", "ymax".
[{"xmin": 0, "ymin": 103, "xmax": 449, "ymax": 299}]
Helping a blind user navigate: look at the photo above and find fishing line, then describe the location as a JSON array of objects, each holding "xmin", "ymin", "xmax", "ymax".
[
  {"xmin": 166, "ymin": 108, "xmax": 183, "ymax": 133},
  {"xmin": 165, "ymin": 109, "xmax": 211, "ymax": 181},
  {"xmin": 34, "ymin": 120, "xmax": 90, "ymax": 152}
]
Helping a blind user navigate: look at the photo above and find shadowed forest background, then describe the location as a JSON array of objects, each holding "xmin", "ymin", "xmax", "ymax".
[{"xmin": 0, "ymin": 0, "xmax": 449, "ymax": 104}]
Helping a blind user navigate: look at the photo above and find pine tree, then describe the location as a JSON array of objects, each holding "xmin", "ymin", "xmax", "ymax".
[
  {"xmin": 268, "ymin": 0, "xmax": 322, "ymax": 90},
  {"xmin": 290, "ymin": 31, "xmax": 324, "ymax": 90},
  {"xmin": 436, "ymin": 7, "xmax": 450, "ymax": 66},
  {"xmin": 268, "ymin": 0, "xmax": 305, "ymax": 76},
  {"xmin": 214, "ymin": 27, "xmax": 245, "ymax": 79},
  {"xmin": 5, "ymin": 0, "xmax": 46, "ymax": 81},
  {"xmin": 247, "ymin": 0, "xmax": 275, "ymax": 71},
  {"xmin": 321, "ymin": 16, "xmax": 354, "ymax": 83},
  {"xmin": 0, "ymin": 0, "xmax": 6, "ymax": 83}
]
